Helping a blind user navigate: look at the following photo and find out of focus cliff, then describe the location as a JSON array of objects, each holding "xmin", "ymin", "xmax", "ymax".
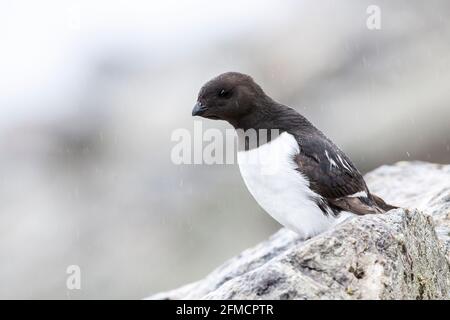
[{"xmin": 0, "ymin": 0, "xmax": 449, "ymax": 298}]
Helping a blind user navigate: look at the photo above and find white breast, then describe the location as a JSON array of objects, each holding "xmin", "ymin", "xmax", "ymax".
[{"xmin": 237, "ymin": 132, "xmax": 339, "ymax": 238}]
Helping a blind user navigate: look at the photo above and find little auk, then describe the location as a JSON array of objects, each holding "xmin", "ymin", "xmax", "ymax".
[{"xmin": 192, "ymin": 72, "xmax": 397, "ymax": 238}]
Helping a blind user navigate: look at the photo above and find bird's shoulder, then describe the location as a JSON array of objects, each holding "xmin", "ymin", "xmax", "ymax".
[{"xmin": 288, "ymin": 127, "xmax": 367, "ymax": 199}]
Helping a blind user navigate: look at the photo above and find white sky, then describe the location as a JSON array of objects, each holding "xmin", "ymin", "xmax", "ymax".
[{"xmin": 0, "ymin": 0, "xmax": 294, "ymax": 127}]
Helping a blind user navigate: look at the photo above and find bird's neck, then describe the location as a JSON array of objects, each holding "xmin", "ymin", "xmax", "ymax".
[
  {"xmin": 232, "ymin": 96, "xmax": 277, "ymax": 131},
  {"xmin": 231, "ymin": 98, "xmax": 318, "ymax": 152}
]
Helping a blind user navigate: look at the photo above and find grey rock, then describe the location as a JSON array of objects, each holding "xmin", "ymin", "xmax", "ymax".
[{"xmin": 149, "ymin": 162, "xmax": 450, "ymax": 299}]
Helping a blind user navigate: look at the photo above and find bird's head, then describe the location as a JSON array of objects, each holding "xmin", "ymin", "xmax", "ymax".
[{"xmin": 192, "ymin": 72, "xmax": 268, "ymax": 127}]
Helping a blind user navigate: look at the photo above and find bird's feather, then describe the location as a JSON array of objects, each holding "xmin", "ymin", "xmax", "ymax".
[
  {"xmin": 291, "ymin": 131, "xmax": 394, "ymax": 215},
  {"xmin": 293, "ymin": 133, "xmax": 367, "ymax": 198}
]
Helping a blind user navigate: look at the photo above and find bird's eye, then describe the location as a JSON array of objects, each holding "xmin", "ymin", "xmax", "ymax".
[{"xmin": 218, "ymin": 89, "xmax": 231, "ymax": 98}]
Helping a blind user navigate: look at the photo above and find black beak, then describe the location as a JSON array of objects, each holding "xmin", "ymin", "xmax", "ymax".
[{"xmin": 192, "ymin": 102, "xmax": 206, "ymax": 116}]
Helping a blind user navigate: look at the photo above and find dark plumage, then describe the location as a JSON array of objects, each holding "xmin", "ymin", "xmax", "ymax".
[{"xmin": 192, "ymin": 72, "xmax": 397, "ymax": 222}]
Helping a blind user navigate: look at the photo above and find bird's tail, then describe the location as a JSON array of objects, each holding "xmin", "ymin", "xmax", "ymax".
[
  {"xmin": 328, "ymin": 193, "xmax": 398, "ymax": 215},
  {"xmin": 370, "ymin": 193, "xmax": 398, "ymax": 212}
]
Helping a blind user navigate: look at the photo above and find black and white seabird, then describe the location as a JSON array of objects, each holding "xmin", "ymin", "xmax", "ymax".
[{"xmin": 192, "ymin": 72, "xmax": 397, "ymax": 238}]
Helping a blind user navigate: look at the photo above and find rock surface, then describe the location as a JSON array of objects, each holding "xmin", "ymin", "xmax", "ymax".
[{"xmin": 150, "ymin": 161, "xmax": 450, "ymax": 299}]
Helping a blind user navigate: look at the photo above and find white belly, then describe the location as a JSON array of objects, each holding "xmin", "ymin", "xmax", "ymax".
[{"xmin": 237, "ymin": 132, "xmax": 338, "ymax": 238}]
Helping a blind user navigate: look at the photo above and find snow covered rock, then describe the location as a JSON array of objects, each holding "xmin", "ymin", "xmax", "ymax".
[{"xmin": 149, "ymin": 161, "xmax": 450, "ymax": 299}]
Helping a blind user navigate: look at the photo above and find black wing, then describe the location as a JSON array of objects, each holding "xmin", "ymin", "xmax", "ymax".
[
  {"xmin": 264, "ymin": 104, "xmax": 396, "ymax": 215},
  {"xmin": 293, "ymin": 133, "xmax": 367, "ymax": 199},
  {"xmin": 291, "ymin": 132, "xmax": 391, "ymax": 215}
]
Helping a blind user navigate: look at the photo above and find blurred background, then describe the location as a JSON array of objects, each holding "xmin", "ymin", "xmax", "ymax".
[{"xmin": 0, "ymin": 0, "xmax": 449, "ymax": 299}]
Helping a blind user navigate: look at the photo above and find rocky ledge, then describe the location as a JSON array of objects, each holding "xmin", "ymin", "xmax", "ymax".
[{"xmin": 150, "ymin": 161, "xmax": 450, "ymax": 299}]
